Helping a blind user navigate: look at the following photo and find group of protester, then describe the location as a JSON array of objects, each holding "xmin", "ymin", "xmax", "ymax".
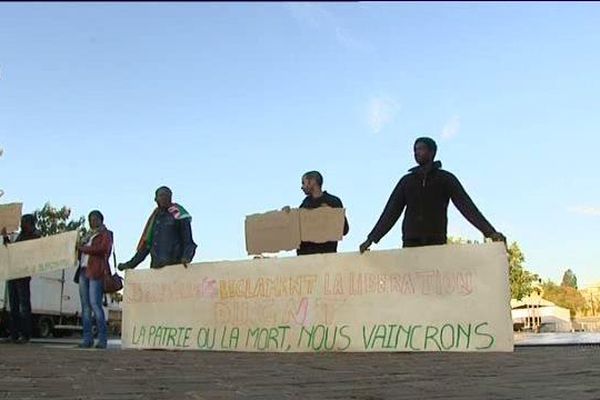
[{"xmin": 1, "ymin": 136, "xmax": 505, "ymax": 349}]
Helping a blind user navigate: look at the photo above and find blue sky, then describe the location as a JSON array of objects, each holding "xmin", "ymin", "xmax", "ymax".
[{"xmin": 1, "ymin": 2, "xmax": 598, "ymax": 286}]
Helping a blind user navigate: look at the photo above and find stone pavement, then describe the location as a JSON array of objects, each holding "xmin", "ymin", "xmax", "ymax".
[{"xmin": 0, "ymin": 342, "xmax": 598, "ymax": 400}]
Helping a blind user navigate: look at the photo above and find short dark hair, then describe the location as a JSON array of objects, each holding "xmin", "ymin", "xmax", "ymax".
[
  {"xmin": 88, "ymin": 210, "xmax": 104, "ymax": 222},
  {"xmin": 414, "ymin": 137, "xmax": 437, "ymax": 156},
  {"xmin": 302, "ymin": 171, "xmax": 323, "ymax": 187},
  {"xmin": 155, "ymin": 186, "xmax": 173, "ymax": 196}
]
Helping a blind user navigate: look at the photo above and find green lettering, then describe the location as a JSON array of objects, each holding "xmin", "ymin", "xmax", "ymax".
[
  {"xmin": 338, "ymin": 325, "xmax": 351, "ymax": 351},
  {"xmin": 371, "ymin": 325, "xmax": 387, "ymax": 350},
  {"xmin": 246, "ymin": 327, "xmax": 260, "ymax": 348},
  {"xmin": 166, "ymin": 327, "xmax": 178, "ymax": 347},
  {"xmin": 230, "ymin": 327, "xmax": 240, "ymax": 349},
  {"xmin": 297, "ymin": 326, "xmax": 312, "ymax": 348},
  {"xmin": 475, "ymin": 322, "xmax": 495, "ymax": 350},
  {"xmin": 457, "ymin": 323, "xmax": 472, "ymax": 349},
  {"xmin": 424, "ymin": 326, "xmax": 442, "ymax": 351},
  {"xmin": 385, "ymin": 325, "xmax": 397, "ymax": 349},
  {"xmin": 183, "ymin": 327, "xmax": 192, "ymax": 348},
  {"xmin": 268, "ymin": 327, "xmax": 280, "ymax": 349},
  {"xmin": 439, "ymin": 324, "xmax": 455, "ymax": 350},
  {"xmin": 362, "ymin": 325, "xmax": 377, "ymax": 350},
  {"xmin": 278, "ymin": 326, "xmax": 290, "ymax": 350},
  {"xmin": 409, "ymin": 325, "xmax": 422, "ymax": 350},
  {"xmin": 397, "ymin": 325, "xmax": 411, "ymax": 349},
  {"xmin": 148, "ymin": 325, "xmax": 156, "ymax": 345}
]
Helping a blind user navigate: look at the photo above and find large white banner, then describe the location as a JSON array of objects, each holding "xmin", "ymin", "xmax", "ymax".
[
  {"xmin": 122, "ymin": 243, "xmax": 513, "ymax": 352},
  {"xmin": 0, "ymin": 231, "xmax": 79, "ymax": 280}
]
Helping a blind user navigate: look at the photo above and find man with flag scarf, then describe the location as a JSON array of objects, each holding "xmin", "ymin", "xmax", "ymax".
[{"xmin": 118, "ymin": 186, "xmax": 197, "ymax": 270}]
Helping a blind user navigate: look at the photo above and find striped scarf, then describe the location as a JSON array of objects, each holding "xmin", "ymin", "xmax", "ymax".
[{"xmin": 136, "ymin": 203, "xmax": 191, "ymax": 252}]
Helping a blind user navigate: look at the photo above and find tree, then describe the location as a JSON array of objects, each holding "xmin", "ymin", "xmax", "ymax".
[
  {"xmin": 506, "ymin": 242, "xmax": 539, "ymax": 301},
  {"xmin": 561, "ymin": 269, "xmax": 578, "ymax": 289},
  {"xmin": 33, "ymin": 203, "xmax": 122, "ymax": 301},
  {"xmin": 447, "ymin": 237, "xmax": 538, "ymax": 301},
  {"xmin": 541, "ymin": 280, "xmax": 586, "ymax": 318},
  {"xmin": 33, "ymin": 203, "xmax": 86, "ymax": 237}
]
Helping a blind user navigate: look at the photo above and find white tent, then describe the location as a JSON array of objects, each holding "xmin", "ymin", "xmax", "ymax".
[{"xmin": 511, "ymin": 296, "xmax": 572, "ymax": 332}]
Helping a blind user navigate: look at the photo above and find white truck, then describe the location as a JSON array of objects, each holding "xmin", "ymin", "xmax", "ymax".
[{"xmin": 0, "ymin": 266, "xmax": 122, "ymax": 338}]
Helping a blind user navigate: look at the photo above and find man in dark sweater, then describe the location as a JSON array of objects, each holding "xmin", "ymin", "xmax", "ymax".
[
  {"xmin": 296, "ymin": 171, "xmax": 349, "ymax": 255},
  {"xmin": 1, "ymin": 214, "xmax": 42, "ymax": 343},
  {"xmin": 359, "ymin": 137, "xmax": 505, "ymax": 253}
]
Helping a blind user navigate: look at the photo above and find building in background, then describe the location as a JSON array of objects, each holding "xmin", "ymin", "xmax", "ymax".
[{"xmin": 511, "ymin": 292, "xmax": 572, "ymax": 333}]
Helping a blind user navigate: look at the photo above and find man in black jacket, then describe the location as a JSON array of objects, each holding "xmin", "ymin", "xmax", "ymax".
[
  {"xmin": 296, "ymin": 171, "xmax": 349, "ymax": 255},
  {"xmin": 118, "ymin": 186, "xmax": 197, "ymax": 270},
  {"xmin": 359, "ymin": 137, "xmax": 505, "ymax": 253},
  {"xmin": 1, "ymin": 214, "xmax": 41, "ymax": 343}
]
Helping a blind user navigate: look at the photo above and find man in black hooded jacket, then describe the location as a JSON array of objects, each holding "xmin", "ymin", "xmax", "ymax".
[{"xmin": 359, "ymin": 137, "xmax": 505, "ymax": 252}]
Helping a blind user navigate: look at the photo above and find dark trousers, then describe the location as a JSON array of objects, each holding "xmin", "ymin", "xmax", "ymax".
[
  {"xmin": 403, "ymin": 237, "xmax": 447, "ymax": 248},
  {"xmin": 7, "ymin": 278, "xmax": 32, "ymax": 340},
  {"xmin": 297, "ymin": 241, "xmax": 338, "ymax": 256}
]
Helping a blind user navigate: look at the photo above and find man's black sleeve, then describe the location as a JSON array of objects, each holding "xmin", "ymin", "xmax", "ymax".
[
  {"xmin": 179, "ymin": 218, "xmax": 197, "ymax": 262},
  {"xmin": 332, "ymin": 197, "xmax": 350, "ymax": 236},
  {"xmin": 367, "ymin": 179, "xmax": 406, "ymax": 243},
  {"xmin": 127, "ymin": 247, "xmax": 150, "ymax": 269},
  {"xmin": 448, "ymin": 173, "xmax": 496, "ymax": 237}
]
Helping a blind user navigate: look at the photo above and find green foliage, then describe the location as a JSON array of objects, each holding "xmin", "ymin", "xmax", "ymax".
[
  {"xmin": 33, "ymin": 203, "xmax": 86, "ymax": 237},
  {"xmin": 507, "ymin": 242, "xmax": 539, "ymax": 301},
  {"xmin": 542, "ymin": 279, "xmax": 586, "ymax": 318},
  {"xmin": 561, "ymin": 269, "xmax": 578, "ymax": 289}
]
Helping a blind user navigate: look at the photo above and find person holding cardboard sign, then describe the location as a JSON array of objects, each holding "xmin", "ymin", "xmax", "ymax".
[
  {"xmin": 1, "ymin": 214, "xmax": 41, "ymax": 344},
  {"xmin": 118, "ymin": 186, "xmax": 197, "ymax": 270},
  {"xmin": 360, "ymin": 137, "xmax": 505, "ymax": 253},
  {"xmin": 294, "ymin": 171, "xmax": 349, "ymax": 255}
]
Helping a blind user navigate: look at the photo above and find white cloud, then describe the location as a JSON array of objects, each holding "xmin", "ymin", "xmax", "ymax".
[
  {"xmin": 441, "ymin": 115, "xmax": 461, "ymax": 140},
  {"xmin": 285, "ymin": 3, "xmax": 369, "ymax": 51},
  {"xmin": 286, "ymin": 3, "xmax": 330, "ymax": 30},
  {"xmin": 367, "ymin": 97, "xmax": 400, "ymax": 134},
  {"xmin": 568, "ymin": 206, "xmax": 600, "ymax": 217}
]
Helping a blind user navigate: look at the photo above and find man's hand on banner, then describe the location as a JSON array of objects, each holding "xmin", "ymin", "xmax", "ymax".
[
  {"xmin": 488, "ymin": 232, "xmax": 506, "ymax": 243},
  {"xmin": 117, "ymin": 262, "xmax": 133, "ymax": 271},
  {"xmin": 359, "ymin": 239, "xmax": 373, "ymax": 254}
]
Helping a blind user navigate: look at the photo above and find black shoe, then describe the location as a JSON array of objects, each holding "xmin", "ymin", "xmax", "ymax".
[
  {"xmin": 16, "ymin": 336, "xmax": 30, "ymax": 344},
  {"xmin": 78, "ymin": 342, "xmax": 93, "ymax": 349},
  {"xmin": 94, "ymin": 341, "xmax": 107, "ymax": 349}
]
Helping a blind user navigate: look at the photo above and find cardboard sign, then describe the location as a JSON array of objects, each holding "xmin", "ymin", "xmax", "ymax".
[
  {"xmin": 0, "ymin": 203, "xmax": 23, "ymax": 233},
  {"xmin": 245, "ymin": 207, "xmax": 346, "ymax": 254},
  {"xmin": 299, "ymin": 207, "xmax": 345, "ymax": 243},
  {"xmin": 122, "ymin": 243, "xmax": 513, "ymax": 352},
  {"xmin": 245, "ymin": 209, "xmax": 301, "ymax": 254},
  {"xmin": 0, "ymin": 231, "xmax": 79, "ymax": 280}
]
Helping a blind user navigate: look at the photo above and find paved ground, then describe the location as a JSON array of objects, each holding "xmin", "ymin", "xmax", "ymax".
[{"xmin": 0, "ymin": 342, "xmax": 599, "ymax": 400}]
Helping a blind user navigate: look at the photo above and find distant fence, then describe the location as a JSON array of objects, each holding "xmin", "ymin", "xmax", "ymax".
[{"xmin": 573, "ymin": 317, "xmax": 600, "ymax": 332}]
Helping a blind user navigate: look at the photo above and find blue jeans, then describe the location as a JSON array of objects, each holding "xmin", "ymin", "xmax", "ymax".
[
  {"xmin": 78, "ymin": 269, "xmax": 107, "ymax": 346},
  {"xmin": 7, "ymin": 278, "xmax": 32, "ymax": 340}
]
